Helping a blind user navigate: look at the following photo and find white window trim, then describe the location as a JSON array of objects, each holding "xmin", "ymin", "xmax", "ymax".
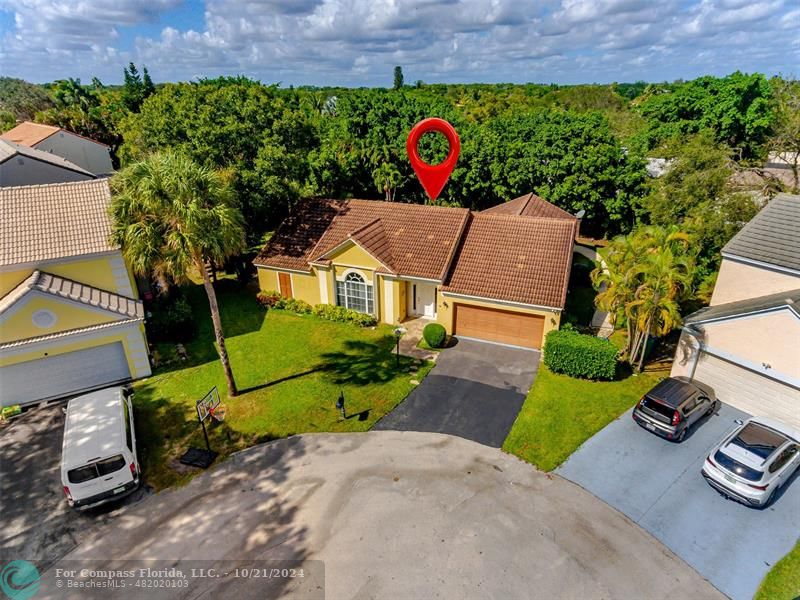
[{"xmin": 336, "ymin": 271, "xmax": 375, "ymax": 315}]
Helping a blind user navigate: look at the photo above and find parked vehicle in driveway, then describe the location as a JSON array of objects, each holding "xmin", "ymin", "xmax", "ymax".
[
  {"xmin": 632, "ymin": 376, "xmax": 717, "ymax": 442},
  {"xmin": 702, "ymin": 416, "xmax": 800, "ymax": 507},
  {"xmin": 61, "ymin": 386, "xmax": 140, "ymax": 509}
]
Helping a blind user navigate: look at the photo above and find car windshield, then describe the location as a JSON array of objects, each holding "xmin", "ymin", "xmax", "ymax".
[
  {"xmin": 729, "ymin": 423, "xmax": 786, "ymax": 460},
  {"xmin": 641, "ymin": 396, "xmax": 674, "ymax": 419},
  {"xmin": 714, "ymin": 450, "xmax": 763, "ymax": 482},
  {"xmin": 67, "ymin": 454, "xmax": 126, "ymax": 484}
]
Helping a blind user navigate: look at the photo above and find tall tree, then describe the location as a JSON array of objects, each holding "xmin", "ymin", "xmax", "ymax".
[
  {"xmin": 110, "ymin": 152, "xmax": 245, "ymax": 397},
  {"xmin": 393, "ymin": 66, "xmax": 404, "ymax": 90},
  {"xmin": 122, "ymin": 63, "xmax": 155, "ymax": 112},
  {"xmin": 767, "ymin": 77, "xmax": 800, "ymax": 192}
]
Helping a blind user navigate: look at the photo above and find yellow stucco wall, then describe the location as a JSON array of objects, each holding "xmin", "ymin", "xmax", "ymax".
[
  {"xmin": 257, "ymin": 268, "xmax": 280, "ymax": 292},
  {"xmin": 256, "ymin": 268, "xmax": 321, "ymax": 306},
  {"xmin": 330, "ymin": 243, "xmax": 384, "ymax": 278},
  {"xmin": 437, "ymin": 292, "xmax": 561, "ymax": 338},
  {"xmin": 379, "ymin": 277, "xmax": 405, "ymax": 325},
  {"xmin": 292, "ymin": 271, "xmax": 321, "ymax": 305},
  {"xmin": 0, "ymin": 295, "xmax": 120, "ymax": 344},
  {"xmin": 0, "ymin": 252, "xmax": 137, "ymax": 297},
  {"xmin": 0, "ymin": 328, "xmax": 142, "ymax": 376}
]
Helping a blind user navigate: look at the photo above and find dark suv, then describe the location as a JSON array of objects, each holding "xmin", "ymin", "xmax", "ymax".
[{"xmin": 632, "ymin": 376, "xmax": 717, "ymax": 442}]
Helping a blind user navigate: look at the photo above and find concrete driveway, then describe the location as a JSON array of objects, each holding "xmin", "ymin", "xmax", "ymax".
[
  {"xmin": 42, "ymin": 432, "xmax": 720, "ymax": 599},
  {"xmin": 0, "ymin": 405, "xmax": 149, "ymax": 568},
  {"xmin": 558, "ymin": 403, "xmax": 800, "ymax": 600},
  {"xmin": 374, "ymin": 339, "xmax": 537, "ymax": 447}
]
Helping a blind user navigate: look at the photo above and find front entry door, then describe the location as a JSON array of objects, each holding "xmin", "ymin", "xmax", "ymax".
[
  {"xmin": 408, "ymin": 283, "xmax": 436, "ymax": 318},
  {"xmin": 278, "ymin": 272, "xmax": 293, "ymax": 298}
]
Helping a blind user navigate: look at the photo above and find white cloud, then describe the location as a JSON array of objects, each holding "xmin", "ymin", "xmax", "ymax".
[{"xmin": 0, "ymin": 0, "xmax": 797, "ymax": 84}]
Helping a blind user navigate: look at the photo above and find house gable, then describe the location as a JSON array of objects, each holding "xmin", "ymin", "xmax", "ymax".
[
  {"xmin": 0, "ymin": 271, "xmax": 143, "ymax": 344},
  {"xmin": 0, "ymin": 292, "xmax": 125, "ymax": 344},
  {"xmin": 688, "ymin": 307, "xmax": 800, "ymax": 386},
  {"xmin": 323, "ymin": 240, "xmax": 387, "ymax": 280}
]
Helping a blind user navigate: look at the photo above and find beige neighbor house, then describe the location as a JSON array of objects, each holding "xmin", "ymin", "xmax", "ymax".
[
  {"xmin": 0, "ymin": 180, "xmax": 151, "ymax": 406},
  {"xmin": 254, "ymin": 194, "xmax": 578, "ymax": 350},
  {"xmin": 672, "ymin": 193, "xmax": 800, "ymax": 428},
  {"xmin": 1, "ymin": 122, "xmax": 113, "ymax": 176},
  {"xmin": 0, "ymin": 139, "xmax": 96, "ymax": 187}
]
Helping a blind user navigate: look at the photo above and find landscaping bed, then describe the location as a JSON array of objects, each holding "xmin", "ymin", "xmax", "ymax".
[{"xmin": 134, "ymin": 281, "xmax": 431, "ymax": 489}]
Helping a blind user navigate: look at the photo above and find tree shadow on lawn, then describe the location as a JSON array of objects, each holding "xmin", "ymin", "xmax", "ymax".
[{"xmin": 316, "ymin": 337, "xmax": 420, "ymax": 386}]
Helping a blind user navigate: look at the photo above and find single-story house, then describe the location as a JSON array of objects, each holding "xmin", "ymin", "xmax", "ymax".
[
  {"xmin": 1, "ymin": 121, "xmax": 113, "ymax": 176},
  {"xmin": 672, "ymin": 193, "xmax": 800, "ymax": 428},
  {"xmin": 254, "ymin": 193, "xmax": 578, "ymax": 350},
  {"xmin": 0, "ymin": 179, "xmax": 151, "ymax": 406},
  {"xmin": 0, "ymin": 139, "xmax": 96, "ymax": 187}
]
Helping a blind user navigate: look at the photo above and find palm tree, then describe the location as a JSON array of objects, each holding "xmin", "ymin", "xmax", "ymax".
[
  {"xmin": 110, "ymin": 152, "xmax": 246, "ymax": 397},
  {"xmin": 626, "ymin": 247, "xmax": 694, "ymax": 371}
]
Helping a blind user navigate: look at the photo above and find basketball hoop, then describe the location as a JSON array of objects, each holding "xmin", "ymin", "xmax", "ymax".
[{"xmin": 208, "ymin": 403, "xmax": 226, "ymax": 422}]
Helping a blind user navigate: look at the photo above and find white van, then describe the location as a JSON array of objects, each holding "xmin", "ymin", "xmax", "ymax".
[{"xmin": 61, "ymin": 386, "xmax": 140, "ymax": 509}]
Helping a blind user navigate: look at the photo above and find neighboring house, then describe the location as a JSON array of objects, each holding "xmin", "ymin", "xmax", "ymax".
[
  {"xmin": 0, "ymin": 179, "xmax": 151, "ymax": 406},
  {"xmin": 0, "ymin": 139, "xmax": 95, "ymax": 187},
  {"xmin": 672, "ymin": 193, "xmax": 800, "ymax": 428},
  {"xmin": 254, "ymin": 193, "xmax": 577, "ymax": 350},
  {"xmin": 1, "ymin": 121, "xmax": 113, "ymax": 176}
]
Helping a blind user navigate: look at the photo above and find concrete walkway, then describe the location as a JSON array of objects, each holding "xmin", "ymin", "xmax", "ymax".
[
  {"xmin": 574, "ymin": 244, "xmax": 614, "ymax": 338},
  {"xmin": 397, "ymin": 316, "xmax": 438, "ymax": 361},
  {"xmin": 47, "ymin": 432, "xmax": 722, "ymax": 600}
]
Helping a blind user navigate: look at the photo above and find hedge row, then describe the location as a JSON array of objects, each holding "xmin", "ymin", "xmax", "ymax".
[
  {"xmin": 257, "ymin": 291, "xmax": 377, "ymax": 327},
  {"xmin": 542, "ymin": 329, "xmax": 618, "ymax": 380}
]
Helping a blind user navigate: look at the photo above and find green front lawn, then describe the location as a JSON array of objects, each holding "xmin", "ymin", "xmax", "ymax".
[
  {"xmin": 756, "ymin": 541, "xmax": 800, "ymax": 600},
  {"xmin": 134, "ymin": 281, "xmax": 430, "ymax": 489},
  {"xmin": 503, "ymin": 364, "xmax": 667, "ymax": 471}
]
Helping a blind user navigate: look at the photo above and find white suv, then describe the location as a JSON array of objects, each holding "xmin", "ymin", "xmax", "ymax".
[{"xmin": 702, "ymin": 416, "xmax": 800, "ymax": 507}]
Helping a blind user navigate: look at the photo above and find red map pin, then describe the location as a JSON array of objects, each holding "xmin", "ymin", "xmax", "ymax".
[{"xmin": 406, "ymin": 118, "xmax": 460, "ymax": 201}]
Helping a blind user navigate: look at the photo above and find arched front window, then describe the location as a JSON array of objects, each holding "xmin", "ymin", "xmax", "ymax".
[{"xmin": 336, "ymin": 272, "xmax": 374, "ymax": 314}]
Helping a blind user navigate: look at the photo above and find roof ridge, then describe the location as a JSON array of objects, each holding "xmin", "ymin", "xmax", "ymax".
[
  {"xmin": 0, "ymin": 269, "xmax": 142, "ymax": 321},
  {"xmin": 519, "ymin": 193, "xmax": 534, "ymax": 215},
  {"xmin": 472, "ymin": 211, "xmax": 577, "ymax": 224},
  {"xmin": 0, "ymin": 178, "xmax": 107, "ymax": 193},
  {"xmin": 348, "ymin": 217, "xmax": 383, "ymax": 237}
]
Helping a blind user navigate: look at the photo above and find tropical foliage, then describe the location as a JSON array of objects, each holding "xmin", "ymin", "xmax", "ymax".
[
  {"xmin": 110, "ymin": 151, "xmax": 246, "ymax": 396},
  {"xmin": 593, "ymin": 226, "xmax": 696, "ymax": 370}
]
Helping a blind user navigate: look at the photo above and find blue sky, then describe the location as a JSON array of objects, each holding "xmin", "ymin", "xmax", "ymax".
[{"xmin": 0, "ymin": 0, "xmax": 797, "ymax": 86}]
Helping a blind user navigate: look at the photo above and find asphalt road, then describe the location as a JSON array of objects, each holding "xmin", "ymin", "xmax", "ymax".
[
  {"xmin": 0, "ymin": 405, "xmax": 149, "ymax": 568},
  {"xmin": 42, "ymin": 431, "xmax": 722, "ymax": 600},
  {"xmin": 558, "ymin": 403, "xmax": 800, "ymax": 600},
  {"xmin": 374, "ymin": 338, "xmax": 538, "ymax": 447}
]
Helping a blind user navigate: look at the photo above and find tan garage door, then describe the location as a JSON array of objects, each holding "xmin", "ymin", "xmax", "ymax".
[
  {"xmin": 453, "ymin": 304, "xmax": 544, "ymax": 349},
  {"xmin": 693, "ymin": 353, "xmax": 800, "ymax": 429}
]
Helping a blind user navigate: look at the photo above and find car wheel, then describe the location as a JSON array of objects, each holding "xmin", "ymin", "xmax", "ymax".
[{"xmin": 705, "ymin": 401, "xmax": 718, "ymax": 416}]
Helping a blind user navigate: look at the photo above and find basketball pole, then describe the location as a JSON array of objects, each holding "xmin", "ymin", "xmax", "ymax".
[{"xmin": 198, "ymin": 410, "xmax": 212, "ymax": 454}]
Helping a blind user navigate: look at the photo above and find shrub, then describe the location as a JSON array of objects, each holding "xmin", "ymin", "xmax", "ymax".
[
  {"xmin": 256, "ymin": 290, "xmax": 282, "ymax": 308},
  {"xmin": 423, "ymin": 323, "xmax": 447, "ymax": 348},
  {"xmin": 284, "ymin": 298, "xmax": 312, "ymax": 314},
  {"xmin": 148, "ymin": 295, "xmax": 194, "ymax": 342},
  {"xmin": 543, "ymin": 329, "xmax": 618, "ymax": 380},
  {"xmin": 312, "ymin": 304, "xmax": 377, "ymax": 327}
]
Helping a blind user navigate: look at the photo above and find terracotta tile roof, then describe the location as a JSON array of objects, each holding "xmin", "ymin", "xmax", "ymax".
[
  {"xmin": 256, "ymin": 199, "xmax": 470, "ymax": 280},
  {"xmin": 0, "ymin": 139, "xmax": 96, "ymax": 179},
  {"xmin": 482, "ymin": 193, "xmax": 576, "ymax": 220},
  {"xmin": 1, "ymin": 121, "xmax": 110, "ymax": 149},
  {"xmin": 253, "ymin": 199, "xmax": 344, "ymax": 271},
  {"xmin": 442, "ymin": 213, "xmax": 577, "ymax": 308},
  {"xmin": 0, "ymin": 271, "xmax": 143, "ymax": 319},
  {"xmin": 349, "ymin": 218, "xmax": 396, "ymax": 273},
  {"xmin": 1, "ymin": 122, "xmax": 60, "ymax": 147},
  {"xmin": 0, "ymin": 179, "xmax": 117, "ymax": 267},
  {"xmin": 310, "ymin": 200, "xmax": 470, "ymax": 280}
]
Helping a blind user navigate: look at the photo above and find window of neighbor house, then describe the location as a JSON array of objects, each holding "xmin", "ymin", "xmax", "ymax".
[{"xmin": 336, "ymin": 272, "xmax": 374, "ymax": 314}]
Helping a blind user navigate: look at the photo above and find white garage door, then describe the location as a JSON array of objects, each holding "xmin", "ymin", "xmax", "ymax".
[
  {"xmin": 0, "ymin": 342, "xmax": 131, "ymax": 406},
  {"xmin": 693, "ymin": 353, "xmax": 800, "ymax": 429}
]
